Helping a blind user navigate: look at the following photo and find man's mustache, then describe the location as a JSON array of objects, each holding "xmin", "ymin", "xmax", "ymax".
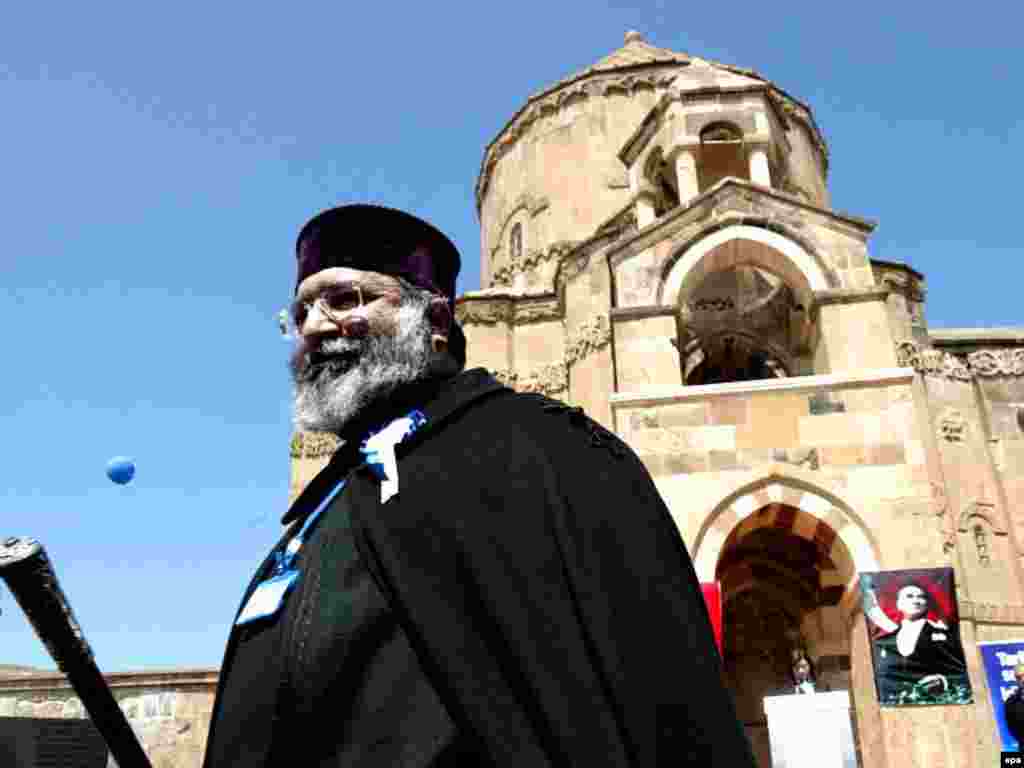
[{"xmin": 291, "ymin": 337, "xmax": 368, "ymax": 383}]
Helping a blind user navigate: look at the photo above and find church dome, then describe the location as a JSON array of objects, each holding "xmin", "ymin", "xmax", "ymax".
[
  {"xmin": 476, "ymin": 31, "xmax": 694, "ymax": 214},
  {"xmin": 474, "ymin": 32, "xmax": 828, "ymax": 290}
]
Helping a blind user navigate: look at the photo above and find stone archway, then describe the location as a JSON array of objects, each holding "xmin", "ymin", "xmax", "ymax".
[
  {"xmin": 693, "ymin": 469, "xmax": 880, "ymax": 587},
  {"xmin": 657, "ymin": 224, "xmax": 835, "ymax": 386},
  {"xmin": 659, "ymin": 224, "xmax": 834, "ymax": 313},
  {"xmin": 691, "ymin": 470, "xmax": 880, "ymax": 768}
]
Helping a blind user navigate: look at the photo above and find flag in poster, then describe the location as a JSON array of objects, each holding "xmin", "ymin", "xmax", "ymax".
[
  {"xmin": 977, "ymin": 641, "xmax": 1024, "ymax": 750},
  {"xmin": 859, "ymin": 567, "xmax": 972, "ymax": 706}
]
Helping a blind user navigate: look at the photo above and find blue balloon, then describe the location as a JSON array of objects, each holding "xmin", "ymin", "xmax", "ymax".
[{"xmin": 106, "ymin": 457, "xmax": 135, "ymax": 485}]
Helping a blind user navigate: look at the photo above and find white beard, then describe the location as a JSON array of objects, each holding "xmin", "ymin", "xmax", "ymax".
[{"xmin": 291, "ymin": 298, "xmax": 433, "ymax": 436}]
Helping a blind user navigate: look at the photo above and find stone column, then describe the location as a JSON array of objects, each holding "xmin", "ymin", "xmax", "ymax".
[
  {"xmin": 674, "ymin": 147, "xmax": 700, "ymax": 206},
  {"xmin": 749, "ymin": 145, "xmax": 772, "ymax": 187}
]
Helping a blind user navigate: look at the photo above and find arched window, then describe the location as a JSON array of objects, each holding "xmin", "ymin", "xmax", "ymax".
[
  {"xmin": 509, "ymin": 222, "xmax": 523, "ymax": 262},
  {"xmin": 698, "ymin": 122, "xmax": 748, "ymax": 192}
]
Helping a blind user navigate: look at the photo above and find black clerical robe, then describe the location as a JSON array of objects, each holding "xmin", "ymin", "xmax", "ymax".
[
  {"xmin": 202, "ymin": 368, "xmax": 756, "ymax": 767},
  {"xmin": 872, "ymin": 620, "xmax": 970, "ymax": 702}
]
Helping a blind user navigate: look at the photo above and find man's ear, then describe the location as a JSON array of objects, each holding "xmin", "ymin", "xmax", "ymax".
[{"xmin": 428, "ymin": 297, "xmax": 452, "ymax": 353}]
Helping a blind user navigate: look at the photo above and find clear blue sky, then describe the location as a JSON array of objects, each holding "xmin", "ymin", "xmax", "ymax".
[{"xmin": 2, "ymin": 2, "xmax": 1021, "ymax": 672}]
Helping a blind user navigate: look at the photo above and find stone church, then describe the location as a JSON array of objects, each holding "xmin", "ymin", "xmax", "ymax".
[{"xmin": 4, "ymin": 31, "xmax": 1023, "ymax": 768}]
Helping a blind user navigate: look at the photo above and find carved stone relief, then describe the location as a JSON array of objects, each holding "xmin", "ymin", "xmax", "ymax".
[
  {"xmin": 883, "ymin": 275, "xmax": 924, "ymax": 302},
  {"xmin": 957, "ymin": 501, "xmax": 1009, "ymax": 568},
  {"xmin": 290, "ymin": 431, "xmax": 340, "ymax": 459},
  {"xmin": 457, "ymin": 294, "xmax": 563, "ymax": 326},
  {"xmin": 771, "ymin": 447, "xmax": 820, "ymax": 470},
  {"xmin": 957, "ymin": 501, "xmax": 1006, "ymax": 536},
  {"xmin": 897, "ymin": 341, "xmax": 1024, "ymax": 380},
  {"xmin": 895, "ymin": 341, "xmax": 972, "ymax": 381},
  {"xmin": 491, "ymin": 363, "xmax": 568, "ymax": 397},
  {"xmin": 514, "ymin": 301, "xmax": 562, "ymax": 324},
  {"xmin": 490, "ymin": 241, "xmax": 578, "ymax": 289},
  {"xmin": 456, "ymin": 300, "xmax": 514, "ymax": 326},
  {"xmin": 565, "ymin": 315, "xmax": 612, "ymax": 366},
  {"xmin": 488, "ymin": 314, "xmax": 612, "ymax": 398},
  {"xmin": 937, "ymin": 409, "xmax": 967, "ymax": 444},
  {"xmin": 689, "ymin": 297, "xmax": 736, "ymax": 312},
  {"xmin": 520, "ymin": 362, "xmax": 570, "ymax": 395},
  {"xmin": 966, "ymin": 348, "xmax": 1024, "ymax": 377}
]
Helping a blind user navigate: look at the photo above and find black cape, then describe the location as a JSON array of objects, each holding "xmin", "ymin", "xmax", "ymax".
[
  {"xmin": 202, "ymin": 369, "xmax": 756, "ymax": 766},
  {"xmin": 872, "ymin": 621, "xmax": 970, "ymax": 702}
]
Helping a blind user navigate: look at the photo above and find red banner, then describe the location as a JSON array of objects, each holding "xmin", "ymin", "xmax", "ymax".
[{"xmin": 701, "ymin": 582, "xmax": 723, "ymax": 657}]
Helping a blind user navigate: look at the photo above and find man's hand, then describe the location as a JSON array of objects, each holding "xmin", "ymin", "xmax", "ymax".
[{"xmin": 918, "ymin": 674, "xmax": 949, "ymax": 694}]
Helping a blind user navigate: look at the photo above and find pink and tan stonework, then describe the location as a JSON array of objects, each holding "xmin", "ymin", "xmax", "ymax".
[
  {"xmin": 0, "ymin": 669, "xmax": 217, "ymax": 768},
  {"xmin": 448, "ymin": 31, "xmax": 1023, "ymax": 768}
]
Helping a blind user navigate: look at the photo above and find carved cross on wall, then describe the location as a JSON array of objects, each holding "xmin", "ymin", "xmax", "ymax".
[{"xmin": 938, "ymin": 409, "xmax": 967, "ymax": 443}]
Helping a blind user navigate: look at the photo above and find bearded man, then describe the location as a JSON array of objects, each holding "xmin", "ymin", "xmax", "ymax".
[{"xmin": 201, "ymin": 204, "xmax": 756, "ymax": 767}]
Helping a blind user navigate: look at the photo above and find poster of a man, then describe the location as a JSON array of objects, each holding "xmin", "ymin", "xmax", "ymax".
[
  {"xmin": 860, "ymin": 568, "xmax": 973, "ymax": 706},
  {"xmin": 977, "ymin": 641, "xmax": 1024, "ymax": 750}
]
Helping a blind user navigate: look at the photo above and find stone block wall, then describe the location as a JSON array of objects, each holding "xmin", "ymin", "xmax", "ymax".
[
  {"xmin": 612, "ymin": 373, "xmax": 927, "ymax": 547},
  {"xmin": 611, "ymin": 309, "xmax": 682, "ymax": 391},
  {"xmin": 479, "ymin": 79, "xmax": 667, "ymax": 282},
  {"xmin": 0, "ymin": 669, "xmax": 218, "ymax": 768}
]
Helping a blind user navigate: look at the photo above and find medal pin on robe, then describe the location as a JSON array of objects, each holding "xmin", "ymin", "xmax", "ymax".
[{"xmin": 360, "ymin": 410, "xmax": 427, "ymax": 503}]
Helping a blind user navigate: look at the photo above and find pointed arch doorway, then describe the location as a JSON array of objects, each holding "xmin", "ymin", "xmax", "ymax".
[{"xmin": 715, "ymin": 502, "xmax": 860, "ymax": 767}]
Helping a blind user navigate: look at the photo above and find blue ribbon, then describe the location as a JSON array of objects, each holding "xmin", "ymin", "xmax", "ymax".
[{"xmin": 272, "ymin": 478, "xmax": 347, "ymax": 577}]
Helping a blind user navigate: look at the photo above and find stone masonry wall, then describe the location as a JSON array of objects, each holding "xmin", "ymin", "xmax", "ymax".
[{"xmin": 0, "ymin": 669, "xmax": 217, "ymax": 768}]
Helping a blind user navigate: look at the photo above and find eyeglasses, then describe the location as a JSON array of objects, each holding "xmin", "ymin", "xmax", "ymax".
[{"xmin": 291, "ymin": 284, "xmax": 372, "ymax": 330}]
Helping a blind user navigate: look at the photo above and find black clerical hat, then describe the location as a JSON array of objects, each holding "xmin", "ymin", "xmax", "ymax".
[
  {"xmin": 294, "ymin": 204, "xmax": 465, "ymax": 364},
  {"xmin": 295, "ymin": 204, "xmax": 461, "ymax": 303}
]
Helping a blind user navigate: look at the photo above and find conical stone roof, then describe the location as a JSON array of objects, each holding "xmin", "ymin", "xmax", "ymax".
[
  {"xmin": 475, "ymin": 31, "xmax": 698, "ymax": 212},
  {"xmin": 475, "ymin": 31, "xmax": 828, "ymax": 212},
  {"xmin": 553, "ymin": 30, "xmax": 692, "ymax": 88}
]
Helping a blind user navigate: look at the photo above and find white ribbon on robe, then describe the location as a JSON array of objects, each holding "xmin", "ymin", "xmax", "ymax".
[{"xmin": 360, "ymin": 410, "xmax": 427, "ymax": 503}]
